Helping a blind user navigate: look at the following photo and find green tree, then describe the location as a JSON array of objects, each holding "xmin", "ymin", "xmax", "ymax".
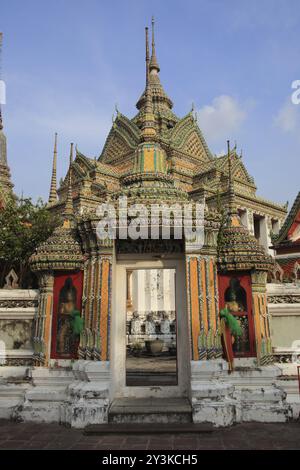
[{"xmin": 0, "ymin": 194, "xmax": 59, "ymax": 287}]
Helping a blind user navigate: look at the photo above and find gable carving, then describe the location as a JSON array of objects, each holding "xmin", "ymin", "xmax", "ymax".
[
  {"xmin": 170, "ymin": 115, "xmax": 212, "ymax": 162},
  {"xmin": 101, "ymin": 114, "xmax": 140, "ymax": 164}
]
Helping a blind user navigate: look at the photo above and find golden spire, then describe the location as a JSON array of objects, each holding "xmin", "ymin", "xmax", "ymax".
[
  {"xmin": 63, "ymin": 142, "xmax": 74, "ymax": 218},
  {"xmin": 48, "ymin": 132, "xmax": 58, "ymax": 204},
  {"xmin": 149, "ymin": 16, "xmax": 160, "ymax": 72}
]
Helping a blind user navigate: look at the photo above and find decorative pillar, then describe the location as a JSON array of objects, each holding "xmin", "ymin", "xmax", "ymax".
[
  {"xmin": 185, "ymin": 209, "xmax": 222, "ymax": 362},
  {"xmin": 186, "ymin": 254, "xmax": 222, "ymax": 361},
  {"xmin": 78, "ymin": 219, "xmax": 113, "ymax": 361},
  {"xmin": 33, "ymin": 271, "xmax": 54, "ymax": 366},
  {"xmin": 247, "ymin": 208, "xmax": 255, "ymax": 236},
  {"xmin": 259, "ymin": 215, "xmax": 273, "ymax": 255},
  {"xmin": 251, "ymin": 270, "xmax": 273, "ymax": 365}
]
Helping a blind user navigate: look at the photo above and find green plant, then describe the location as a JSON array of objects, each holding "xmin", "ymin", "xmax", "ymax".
[
  {"xmin": 220, "ymin": 308, "xmax": 242, "ymax": 337},
  {"xmin": 0, "ymin": 194, "xmax": 59, "ymax": 287},
  {"xmin": 70, "ymin": 310, "xmax": 84, "ymax": 335}
]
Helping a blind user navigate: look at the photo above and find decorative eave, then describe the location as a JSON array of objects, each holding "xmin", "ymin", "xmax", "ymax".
[{"xmin": 272, "ymin": 191, "xmax": 300, "ymax": 247}]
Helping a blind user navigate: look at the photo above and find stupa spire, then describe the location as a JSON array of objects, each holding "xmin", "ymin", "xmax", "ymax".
[
  {"xmin": 48, "ymin": 132, "xmax": 58, "ymax": 204},
  {"xmin": 144, "ymin": 27, "xmax": 153, "ymax": 115},
  {"xmin": 140, "ymin": 27, "xmax": 156, "ymax": 141},
  {"xmin": 63, "ymin": 143, "xmax": 74, "ymax": 218},
  {"xmin": 227, "ymin": 140, "xmax": 237, "ymax": 216},
  {"xmin": 145, "ymin": 26, "xmax": 150, "ymax": 86},
  {"xmin": 150, "ymin": 16, "xmax": 160, "ymax": 72}
]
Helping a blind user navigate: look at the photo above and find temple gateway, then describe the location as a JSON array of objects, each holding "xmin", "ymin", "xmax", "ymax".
[{"xmin": 0, "ymin": 20, "xmax": 297, "ymax": 427}]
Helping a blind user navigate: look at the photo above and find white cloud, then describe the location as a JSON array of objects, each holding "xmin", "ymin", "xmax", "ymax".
[
  {"xmin": 197, "ymin": 95, "xmax": 247, "ymax": 145},
  {"xmin": 274, "ymin": 100, "xmax": 300, "ymax": 133}
]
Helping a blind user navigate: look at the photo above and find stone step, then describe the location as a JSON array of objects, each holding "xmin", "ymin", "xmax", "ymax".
[
  {"xmin": 108, "ymin": 397, "xmax": 193, "ymax": 424},
  {"xmin": 85, "ymin": 422, "xmax": 214, "ymax": 434}
]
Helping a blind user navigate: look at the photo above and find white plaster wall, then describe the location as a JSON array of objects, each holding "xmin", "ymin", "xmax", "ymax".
[{"xmin": 268, "ymin": 283, "xmax": 300, "ymax": 348}]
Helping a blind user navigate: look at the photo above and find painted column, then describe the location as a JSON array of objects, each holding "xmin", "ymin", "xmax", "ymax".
[
  {"xmin": 79, "ymin": 252, "xmax": 112, "ymax": 361},
  {"xmin": 251, "ymin": 270, "xmax": 273, "ymax": 365},
  {"xmin": 33, "ymin": 271, "xmax": 54, "ymax": 366},
  {"xmin": 186, "ymin": 254, "xmax": 222, "ymax": 361}
]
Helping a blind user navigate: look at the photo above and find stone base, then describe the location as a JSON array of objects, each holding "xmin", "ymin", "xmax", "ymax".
[
  {"xmin": 63, "ymin": 361, "xmax": 110, "ymax": 429},
  {"xmin": 10, "ymin": 361, "xmax": 110, "ymax": 428},
  {"xmin": 276, "ymin": 375, "xmax": 300, "ymax": 420},
  {"xmin": 12, "ymin": 367, "xmax": 74, "ymax": 423},
  {"xmin": 0, "ymin": 382, "xmax": 30, "ymax": 419},
  {"xmin": 0, "ymin": 359, "xmax": 294, "ymax": 428},
  {"xmin": 190, "ymin": 360, "xmax": 292, "ymax": 426},
  {"xmin": 191, "ymin": 360, "xmax": 236, "ymax": 427}
]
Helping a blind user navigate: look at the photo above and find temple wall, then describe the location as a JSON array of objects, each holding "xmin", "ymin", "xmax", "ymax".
[
  {"xmin": 268, "ymin": 283, "xmax": 300, "ymax": 355},
  {"xmin": 0, "ymin": 289, "xmax": 38, "ymax": 367}
]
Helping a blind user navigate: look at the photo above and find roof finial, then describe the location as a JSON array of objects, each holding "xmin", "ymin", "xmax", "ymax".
[
  {"xmin": 150, "ymin": 16, "xmax": 160, "ymax": 72},
  {"xmin": 63, "ymin": 143, "xmax": 74, "ymax": 218},
  {"xmin": 48, "ymin": 132, "xmax": 58, "ymax": 204},
  {"xmin": 69, "ymin": 140, "xmax": 73, "ymax": 164}
]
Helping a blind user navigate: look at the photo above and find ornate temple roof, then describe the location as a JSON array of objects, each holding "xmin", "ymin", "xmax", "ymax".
[
  {"xmin": 218, "ymin": 143, "xmax": 274, "ymax": 273},
  {"xmin": 272, "ymin": 191, "xmax": 300, "ymax": 249},
  {"xmin": 29, "ymin": 220, "xmax": 84, "ymax": 272},
  {"xmin": 218, "ymin": 213, "xmax": 274, "ymax": 272},
  {"xmin": 45, "ymin": 19, "xmax": 286, "ymax": 229},
  {"xmin": 31, "ymin": 145, "xmax": 84, "ymax": 272}
]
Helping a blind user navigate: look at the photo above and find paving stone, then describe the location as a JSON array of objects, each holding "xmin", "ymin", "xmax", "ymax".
[
  {"xmin": 0, "ymin": 440, "xmax": 27, "ymax": 449},
  {"xmin": 0, "ymin": 420, "xmax": 299, "ymax": 449}
]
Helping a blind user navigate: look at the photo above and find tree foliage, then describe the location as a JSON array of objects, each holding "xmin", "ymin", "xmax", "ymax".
[{"xmin": 0, "ymin": 194, "xmax": 59, "ymax": 287}]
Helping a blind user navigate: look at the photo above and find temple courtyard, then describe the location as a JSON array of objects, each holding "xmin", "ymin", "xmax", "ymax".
[{"xmin": 0, "ymin": 420, "xmax": 299, "ymax": 450}]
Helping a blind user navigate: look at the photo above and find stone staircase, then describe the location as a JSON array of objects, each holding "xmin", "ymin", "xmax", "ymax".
[{"xmin": 108, "ymin": 397, "xmax": 192, "ymax": 424}]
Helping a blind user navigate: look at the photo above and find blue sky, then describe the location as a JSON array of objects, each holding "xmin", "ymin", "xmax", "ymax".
[{"xmin": 1, "ymin": 0, "xmax": 300, "ymax": 207}]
